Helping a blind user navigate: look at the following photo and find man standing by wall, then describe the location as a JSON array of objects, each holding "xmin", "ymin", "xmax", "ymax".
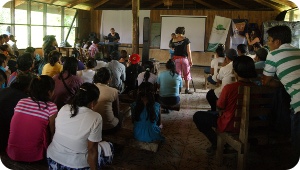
[{"xmin": 262, "ymin": 25, "xmax": 300, "ymax": 167}]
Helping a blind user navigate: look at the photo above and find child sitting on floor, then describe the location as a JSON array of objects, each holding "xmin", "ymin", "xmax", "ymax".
[{"xmin": 131, "ymin": 82, "xmax": 165, "ymax": 142}]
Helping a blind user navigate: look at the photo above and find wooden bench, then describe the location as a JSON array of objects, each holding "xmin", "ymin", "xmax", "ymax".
[
  {"xmin": 102, "ymin": 128, "xmax": 161, "ymax": 152},
  {"xmin": 216, "ymin": 85, "xmax": 276, "ymax": 170}
]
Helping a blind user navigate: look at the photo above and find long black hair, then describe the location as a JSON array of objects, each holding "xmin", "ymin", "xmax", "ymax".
[
  {"xmin": 166, "ymin": 59, "xmax": 178, "ymax": 77},
  {"xmin": 29, "ymin": 75, "xmax": 55, "ymax": 109},
  {"xmin": 93, "ymin": 67, "xmax": 111, "ymax": 84},
  {"xmin": 133, "ymin": 82, "xmax": 156, "ymax": 122},
  {"xmin": 143, "ymin": 60, "xmax": 154, "ymax": 82},
  {"xmin": 70, "ymin": 82, "xmax": 100, "ymax": 118},
  {"xmin": 48, "ymin": 50, "xmax": 61, "ymax": 66},
  {"xmin": 59, "ymin": 57, "xmax": 78, "ymax": 80}
]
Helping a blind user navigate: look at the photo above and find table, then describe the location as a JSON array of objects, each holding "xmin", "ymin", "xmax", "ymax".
[
  {"xmin": 57, "ymin": 47, "xmax": 74, "ymax": 57},
  {"xmin": 98, "ymin": 42, "xmax": 121, "ymax": 59}
]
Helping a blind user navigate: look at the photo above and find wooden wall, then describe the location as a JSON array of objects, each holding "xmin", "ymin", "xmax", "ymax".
[
  {"xmin": 77, "ymin": 9, "xmax": 102, "ymax": 40},
  {"xmin": 80, "ymin": 9, "xmax": 279, "ymax": 66},
  {"xmin": 149, "ymin": 10, "xmax": 279, "ymax": 49}
]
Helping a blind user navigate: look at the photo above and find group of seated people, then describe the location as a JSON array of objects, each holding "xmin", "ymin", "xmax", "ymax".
[
  {"xmin": 0, "ymin": 35, "xmax": 184, "ymax": 169},
  {"xmin": 195, "ymin": 26, "xmax": 297, "ymax": 159}
]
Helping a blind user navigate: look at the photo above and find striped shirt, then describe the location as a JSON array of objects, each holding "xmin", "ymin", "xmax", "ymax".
[
  {"xmin": 7, "ymin": 97, "xmax": 57, "ymax": 162},
  {"xmin": 263, "ymin": 44, "xmax": 300, "ymax": 113}
]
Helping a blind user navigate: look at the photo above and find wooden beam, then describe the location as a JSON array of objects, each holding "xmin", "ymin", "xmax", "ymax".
[
  {"xmin": 193, "ymin": 0, "xmax": 217, "ymax": 9},
  {"xmin": 254, "ymin": 0, "xmax": 285, "ymax": 11},
  {"xmin": 269, "ymin": 0, "xmax": 297, "ymax": 9},
  {"xmin": 149, "ymin": 1, "xmax": 163, "ymax": 8},
  {"xmin": 67, "ymin": 0, "xmax": 89, "ymax": 8},
  {"xmin": 122, "ymin": 1, "xmax": 132, "ymax": 8},
  {"xmin": 132, "ymin": 0, "xmax": 139, "ymax": 54},
  {"xmin": 222, "ymin": 0, "xmax": 246, "ymax": 9},
  {"xmin": 48, "ymin": 0, "xmax": 58, "ymax": 4},
  {"xmin": 15, "ymin": 0, "xmax": 25, "ymax": 7},
  {"xmin": 92, "ymin": 0, "xmax": 109, "ymax": 9}
]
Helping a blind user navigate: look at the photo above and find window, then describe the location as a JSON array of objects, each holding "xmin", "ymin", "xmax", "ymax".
[
  {"xmin": 15, "ymin": 1, "xmax": 28, "ymax": 24},
  {"xmin": 285, "ymin": 9, "xmax": 300, "ymax": 22},
  {"xmin": 0, "ymin": 1, "xmax": 11, "ymax": 24},
  {"xmin": 47, "ymin": 5, "xmax": 62, "ymax": 26},
  {"xmin": 0, "ymin": 1, "xmax": 78, "ymax": 49},
  {"xmin": 31, "ymin": 2, "xmax": 43, "ymax": 25},
  {"xmin": 0, "ymin": 1, "xmax": 11, "ymax": 35},
  {"xmin": 14, "ymin": 26, "xmax": 27, "ymax": 49},
  {"xmin": 31, "ymin": 26, "xmax": 43, "ymax": 48},
  {"xmin": 47, "ymin": 27, "xmax": 61, "ymax": 45}
]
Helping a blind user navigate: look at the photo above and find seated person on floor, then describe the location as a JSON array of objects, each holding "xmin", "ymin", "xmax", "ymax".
[
  {"xmin": 77, "ymin": 58, "xmax": 97, "ymax": 83},
  {"xmin": 119, "ymin": 50, "xmax": 128, "ymax": 67},
  {"xmin": 253, "ymin": 42, "xmax": 263, "ymax": 52},
  {"xmin": 88, "ymin": 38, "xmax": 100, "ymax": 59},
  {"xmin": 206, "ymin": 49, "xmax": 238, "ymax": 111},
  {"xmin": 131, "ymin": 82, "xmax": 165, "ymax": 143},
  {"xmin": 0, "ymin": 54, "xmax": 10, "ymax": 88},
  {"xmin": 25, "ymin": 47, "xmax": 41, "ymax": 75},
  {"xmin": 124, "ymin": 53, "xmax": 144, "ymax": 94},
  {"xmin": 204, "ymin": 44, "xmax": 225, "ymax": 85},
  {"xmin": 42, "ymin": 50, "xmax": 63, "ymax": 77},
  {"xmin": 237, "ymin": 44, "xmax": 249, "ymax": 56},
  {"xmin": 254, "ymin": 47, "xmax": 268, "ymax": 69},
  {"xmin": 157, "ymin": 59, "xmax": 182, "ymax": 113},
  {"xmin": 137, "ymin": 60, "xmax": 157, "ymax": 86},
  {"xmin": 193, "ymin": 56, "xmax": 257, "ymax": 156},
  {"xmin": 51, "ymin": 57, "xmax": 83, "ymax": 110},
  {"xmin": 93, "ymin": 67, "xmax": 121, "ymax": 135},
  {"xmin": 7, "ymin": 75, "xmax": 57, "ymax": 162},
  {"xmin": 0, "ymin": 70, "xmax": 5, "ymax": 88},
  {"xmin": 47, "ymin": 83, "xmax": 113, "ymax": 169},
  {"xmin": 0, "ymin": 73, "xmax": 33, "ymax": 152},
  {"xmin": 106, "ymin": 51, "xmax": 126, "ymax": 93},
  {"xmin": 7, "ymin": 52, "xmax": 35, "ymax": 87},
  {"xmin": 71, "ymin": 48, "xmax": 85, "ymax": 71}
]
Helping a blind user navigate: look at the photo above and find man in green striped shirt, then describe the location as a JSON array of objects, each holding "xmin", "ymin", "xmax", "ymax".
[{"xmin": 263, "ymin": 25, "xmax": 300, "ymax": 167}]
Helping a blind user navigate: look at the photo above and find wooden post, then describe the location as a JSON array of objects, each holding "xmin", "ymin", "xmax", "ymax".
[{"xmin": 132, "ymin": 0, "xmax": 139, "ymax": 54}]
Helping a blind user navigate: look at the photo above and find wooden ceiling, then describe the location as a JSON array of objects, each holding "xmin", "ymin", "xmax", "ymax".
[{"xmin": 28, "ymin": 0, "xmax": 297, "ymax": 11}]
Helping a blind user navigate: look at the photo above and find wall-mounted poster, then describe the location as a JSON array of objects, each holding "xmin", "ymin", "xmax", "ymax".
[
  {"xmin": 230, "ymin": 19, "xmax": 248, "ymax": 51},
  {"xmin": 207, "ymin": 16, "xmax": 231, "ymax": 52}
]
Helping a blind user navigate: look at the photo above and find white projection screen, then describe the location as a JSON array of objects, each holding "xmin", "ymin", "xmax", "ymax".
[
  {"xmin": 160, "ymin": 15, "xmax": 206, "ymax": 51},
  {"xmin": 100, "ymin": 10, "xmax": 150, "ymax": 44}
]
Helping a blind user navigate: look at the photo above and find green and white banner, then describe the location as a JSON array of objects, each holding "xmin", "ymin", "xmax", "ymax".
[{"xmin": 207, "ymin": 16, "xmax": 231, "ymax": 52}]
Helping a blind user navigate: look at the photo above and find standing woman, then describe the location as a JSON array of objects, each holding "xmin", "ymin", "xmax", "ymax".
[
  {"xmin": 172, "ymin": 27, "xmax": 193, "ymax": 94},
  {"xmin": 39, "ymin": 35, "xmax": 58, "ymax": 75},
  {"xmin": 245, "ymin": 30, "xmax": 261, "ymax": 53},
  {"xmin": 7, "ymin": 75, "xmax": 57, "ymax": 162}
]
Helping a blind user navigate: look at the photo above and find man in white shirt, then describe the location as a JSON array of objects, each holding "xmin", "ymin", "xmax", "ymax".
[
  {"xmin": 8, "ymin": 35, "xmax": 18, "ymax": 56},
  {"xmin": 206, "ymin": 49, "xmax": 238, "ymax": 111}
]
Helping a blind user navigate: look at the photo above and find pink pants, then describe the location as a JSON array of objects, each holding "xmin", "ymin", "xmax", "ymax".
[{"xmin": 174, "ymin": 57, "xmax": 191, "ymax": 81}]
